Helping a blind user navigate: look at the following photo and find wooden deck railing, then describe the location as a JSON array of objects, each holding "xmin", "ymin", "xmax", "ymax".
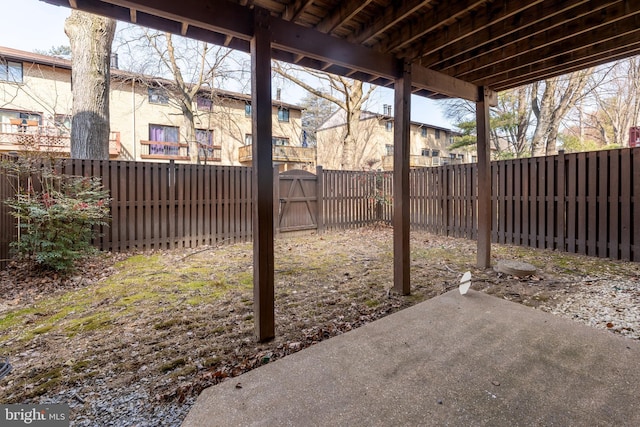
[
  {"xmin": 0, "ymin": 126, "xmax": 121, "ymax": 157},
  {"xmin": 239, "ymin": 144, "xmax": 316, "ymax": 164}
]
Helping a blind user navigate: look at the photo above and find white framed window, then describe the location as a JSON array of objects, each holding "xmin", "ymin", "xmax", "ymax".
[
  {"xmin": 278, "ymin": 107, "xmax": 289, "ymax": 122},
  {"xmin": 1, "ymin": 61, "xmax": 23, "ymax": 83},
  {"xmin": 148, "ymin": 87, "xmax": 169, "ymax": 104}
]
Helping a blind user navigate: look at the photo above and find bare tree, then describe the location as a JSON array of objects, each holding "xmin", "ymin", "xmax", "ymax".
[
  {"xmin": 115, "ymin": 27, "xmax": 237, "ymax": 163},
  {"xmin": 64, "ymin": 10, "xmax": 116, "ymax": 159},
  {"xmin": 581, "ymin": 58, "xmax": 640, "ymax": 147},
  {"xmin": 274, "ymin": 62, "xmax": 375, "ymax": 170},
  {"xmin": 531, "ymin": 70, "xmax": 592, "ymax": 155}
]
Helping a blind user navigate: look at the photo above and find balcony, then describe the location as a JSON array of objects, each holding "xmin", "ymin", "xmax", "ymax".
[
  {"xmin": 140, "ymin": 140, "xmax": 222, "ymax": 162},
  {"xmin": 238, "ymin": 144, "xmax": 316, "ymax": 165},
  {"xmin": 0, "ymin": 124, "xmax": 121, "ymax": 157}
]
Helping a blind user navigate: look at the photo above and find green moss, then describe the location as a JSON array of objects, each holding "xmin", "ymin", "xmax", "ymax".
[
  {"xmin": 32, "ymin": 324, "xmax": 54, "ymax": 335},
  {"xmin": 65, "ymin": 312, "xmax": 113, "ymax": 337},
  {"xmin": 72, "ymin": 360, "xmax": 92, "ymax": 373},
  {"xmin": 159, "ymin": 357, "xmax": 186, "ymax": 373},
  {"xmin": 365, "ymin": 299, "xmax": 380, "ymax": 308}
]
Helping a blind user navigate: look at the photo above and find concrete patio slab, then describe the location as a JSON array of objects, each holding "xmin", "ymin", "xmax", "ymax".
[{"xmin": 182, "ymin": 290, "xmax": 640, "ymax": 426}]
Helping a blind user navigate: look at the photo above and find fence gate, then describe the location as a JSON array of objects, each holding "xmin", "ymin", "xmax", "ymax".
[{"xmin": 275, "ymin": 169, "xmax": 318, "ymax": 233}]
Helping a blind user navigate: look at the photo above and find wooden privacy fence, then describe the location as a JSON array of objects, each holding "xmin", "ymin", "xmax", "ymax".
[
  {"xmin": 1, "ymin": 148, "xmax": 639, "ymax": 267},
  {"xmin": 0, "ymin": 159, "xmax": 253, "ymax": 267}
]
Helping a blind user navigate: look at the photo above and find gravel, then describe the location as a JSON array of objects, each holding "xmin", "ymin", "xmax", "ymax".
[{"xmin": 541, "ymin": 278, "xmax": 640, "ymax": 340}]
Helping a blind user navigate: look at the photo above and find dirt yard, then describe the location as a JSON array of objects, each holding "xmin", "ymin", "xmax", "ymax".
[{"xmin": 1, "ymin": 226, "xmax": 638, "ymax": 424}]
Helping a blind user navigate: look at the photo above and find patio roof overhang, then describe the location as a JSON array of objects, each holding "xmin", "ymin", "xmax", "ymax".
[{"xmin": 39, "ymin": 0, "xmax": 640, "ymax": 341}]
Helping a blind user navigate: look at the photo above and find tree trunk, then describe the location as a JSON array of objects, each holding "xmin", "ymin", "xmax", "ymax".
[{"xmin": 65, "ymin": 10, "xmax": 116, "ymax": 160}]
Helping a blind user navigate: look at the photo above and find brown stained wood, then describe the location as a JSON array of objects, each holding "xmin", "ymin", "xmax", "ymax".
[
  {"xmin": 577, "ymin": 153, "xmax": 587, "ymax": 254},
  {"xmin": 516, "ymin": 159, "xmax": 524, "ymax": 246},
  {"xmin": 620, "ymin": 149, "xmax": 631, "ymax": 261},
  {"xmin": 452, "ymin": 2, "xmax": 640, "ymax": 80},
  {"xmin": 546, "ymin": 156, "xmax": 555, "ymax": 249},
  {"xmin": 557, "ymin": 151, "xmax": 566, "ymax": 252},
  {"xmin": 393, "ymin": 60, "xmax": 411, "ymax": 295},
  {"xmin": 426, "ymin": 0, "xmax": 610, "ymax": 70},
  {"xmin": 536, "ymin": 158, "xmax": 546, "ymax": 249},
  {"xmin": 516, "ymin": 158, "xmax": 528, "ymax": 246},
  {"xmin": 476, "ymin": 86, "xmax": 491, "ymax": 268},
  {"xmin": 620, "ymin": 149, "xmax": 633, "ymax": 261},
  {"xmin": 633, "ymin": 148, "xmax": 640, "ymax": 261},
  {"xmin": 598, "ymin": 151, "xmax": 609, "ymax": 258},
  {"xmin": 610, "ymin": 152, "xmax": 620, "ymax": 259},
  {"xmin": 135, "ymin": 162, "xmax": 143, "ymax": 250},
  {"xmin": 567, "ymin": 155, "xmax": 577, "ymax": 253},
  {"xmin": 251, "ymin": 7, "xmax": 275, "ymax": 342}
]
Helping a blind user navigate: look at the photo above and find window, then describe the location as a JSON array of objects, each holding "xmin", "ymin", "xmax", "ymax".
[
  {"xmin": 431, "ymin": 149, "xmax": 440, "ymax": 157},
  {"xmin": 421, "ymin": 127, "xmax": 427, "ymax": 137},
  {"xmin": 196, "ymin": 96, "xmax": 212, "ymax": 111},
  {"xmin": 1, "ymin": 61, "xmax": 23, "ymax": 83},
  {"xmin": 458, "ymin": 154, "xmax": 465, "ymax": 160},
  {"xmin": 54, "ymin": 114, "xmax": 71, "ymax": 132},
  {"xmin": 244, "ymin": 134, "xmax": 289, "ymax": 146},
  {"xmin": 435, "ymin": 129, "xmax": 441, "ymax": 139},
  {"xmin": 450, "ymin": 153, "xmax": 457, "ymax": 160},
  {"xmin": 421, "ymin": 148, "xmax": 430, "ymax": 157},
  {"xmin": 148, "ymin": 87, "xmax": 169, "ymax": 104},
  {"xmin": 1, "ymin": 109, "xmax": 40, "ymax": 133},
  {"xmin": 472, "ymin": 155, "xmax": 477, "ymax": 163},
  {"xmin": 149, "ymin": 124, "xmax": 179, "ymax": 156},
  {"xmin": 196, "ymin": 129, "xmax": 215, "ymax": 159},
  {"xmin": 385, "ymin": 144, "xmax": 394, "ymax": 156},
  {"xmin": 385, "ymin": 121, "xmax": 393, "ymax": 132},
  {"xmin": 245, "ymin": 104, "xmax": 252, "ymax": 117},
  {"xmin": 278, "ymin": 107, "xmax": 289, "ymax": 122}
]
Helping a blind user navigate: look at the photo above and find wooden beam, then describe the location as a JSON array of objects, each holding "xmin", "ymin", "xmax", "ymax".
[
  {"xmin": 130, "ymin": 7, "xmax": 136, "ymax": 23},
  {"xmin": 411, "ymin": 63, "xmax": 486, "ymax": 104},
  {"xmin": 316, "ymin": 0, "xmax": 372, "ymax": 34},
  {"xmin": 251, "ymin": 7, "xmax": 274, "ymax": 342},
  {"xmin": 476, "ymin": 86, "xmax": 492, "ymax": 269},
  {"xmin": 180, "ymin": 21, "xmax": 188, "ymax": 36},
  {"xmin": 270, "ymin": 17, "xmax": 400, "ymax": 80},
  {"xmin": 393, "ymin": 60, "xmax": 411, "ymax": 296}
]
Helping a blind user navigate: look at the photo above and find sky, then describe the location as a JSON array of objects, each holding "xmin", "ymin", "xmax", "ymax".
[{"xmin": 0, "ymin": 0, "xmax": 453, "ymax": 128}]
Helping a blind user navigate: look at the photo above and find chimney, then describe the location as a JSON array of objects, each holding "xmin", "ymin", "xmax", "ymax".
[{"xmin": 110, "ymin": 53, "xmax": 119, "ymax": 69}]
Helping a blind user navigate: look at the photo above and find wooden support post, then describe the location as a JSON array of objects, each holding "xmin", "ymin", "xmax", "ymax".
[
  {"xmin": 476, "ymin": 86, "xmax": 492, "ymax": 268},
  {"xmin": 393, "ymin": 61, "xmax": 411, "ymax": 295},
  {"xmin": 251, "ymin": 7, "xmax": 275, "ymax": 342}
]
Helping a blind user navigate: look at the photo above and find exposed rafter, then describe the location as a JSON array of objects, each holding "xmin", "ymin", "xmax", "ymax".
[
  {"xmin": 283, "ymin": 0, "xmax": 314, "ymax": 22},
  {"xmin": 315, "ymin": 0, "xmax": 373, "ymax": 34},
  {"xmin": 40, "ymin": 0, "xmax": 640, "ymax": 95}
]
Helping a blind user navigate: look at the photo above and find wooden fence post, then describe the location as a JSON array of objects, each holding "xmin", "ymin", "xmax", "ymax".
[
  {"xmin": 316, "ymin": 165, "xmax": 324, "ymax": 234},
  {"xmin": 273, "ymin": 165, "xmax": 280, "ymax": 236}
]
